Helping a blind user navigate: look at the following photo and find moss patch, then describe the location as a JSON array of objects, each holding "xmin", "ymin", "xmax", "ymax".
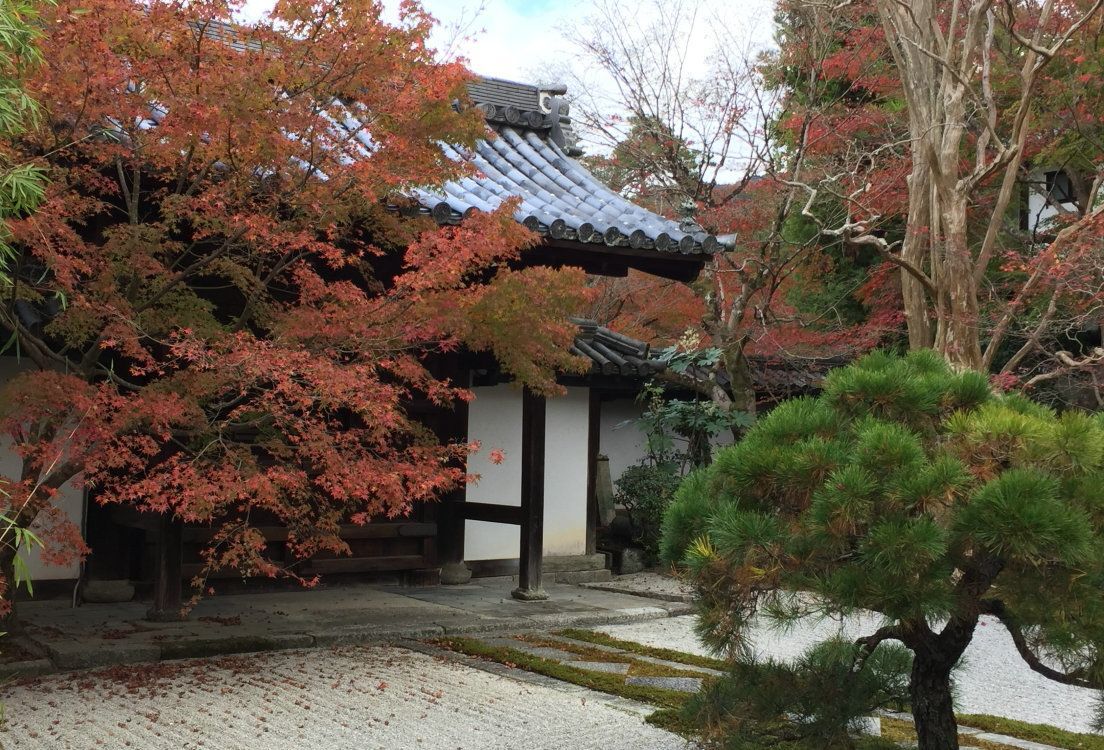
[
  {"xmin": 554, "ymin": 628, "xmax": 729, "ymax": 671},
  {"xmin": 957, "ymin": 714, "xmax": 1104, "ymax": 750},
  {"xmin": 883, "ymin": 717, "xmax": 1042, "ymax": 750},
  {"xmin": 430, "ymin": 637, "xmax": 694, "ymax": 710},
  {"xmin": 513, "ymin": 635, "xmax": 705, "ymax": 678}
]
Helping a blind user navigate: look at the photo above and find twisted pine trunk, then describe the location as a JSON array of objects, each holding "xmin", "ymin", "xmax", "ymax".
[
  {"xmin": 908, "ymin": 615, "xmax": 979, "ymax": 750},
  {"xmin": 910, "ymin": 653, "xmax": 960, "ymax": 750}
]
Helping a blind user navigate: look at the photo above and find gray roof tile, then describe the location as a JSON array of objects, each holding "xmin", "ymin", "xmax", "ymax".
[{"xmin": 405, "ymin": 78, "xmax": 723, "ymax": 256}]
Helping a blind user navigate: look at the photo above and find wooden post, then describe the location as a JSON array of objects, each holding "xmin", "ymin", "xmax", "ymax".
[
  {"xmin": 585, "ymin": 387, "xmax": 601, "ymax": 555},
  {"xmin": 146, "ymin": 514, "xmax": 185, "ymax": 621},
  {"xmin": 439, "ymin": 360, "xmax": 472, "ymax": 585},
  {"xmin": 513, "ymin": 387, "xmax": 548, "ymax": 600}
]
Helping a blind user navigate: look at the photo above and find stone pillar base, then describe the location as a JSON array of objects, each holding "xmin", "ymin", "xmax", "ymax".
[
  {"xmin": 510, "ymin": 586, "xmax": 548, "ymax": 601},
  {"xmin": 440, "ymin": 561, "xmax": 472, "ymax": 585}
]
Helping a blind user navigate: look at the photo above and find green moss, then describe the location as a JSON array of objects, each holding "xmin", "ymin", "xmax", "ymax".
[
  {"xmin": 430, "ymin": 637, "xmax": 693, "ymax": 710},
  {"xmin": 514, "ymin": 634, "xmax": 705, "ymax": 678},
  {"xmin": 554, "ymin": 628, "xmax": 729, "ymax": 671},
  {"xmin": 882, "ymin": 717, "xmax": 1070, "ymax": 750},
  {"xmin": 957, "ymin": 714, "xmax": 1104, "ymax": 750},
  {"xmin": 644, "ymin": 708, "xmax": 697, "ymax": 738}
]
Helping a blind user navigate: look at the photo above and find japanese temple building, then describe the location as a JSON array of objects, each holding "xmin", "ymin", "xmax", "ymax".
[
  {"xmin": 16, "ymin": 76, "xmax": 729, "ymax": 614},
  {"xmin": 401, "ymin": 77, "xmax": 723, "ymax": 602}
]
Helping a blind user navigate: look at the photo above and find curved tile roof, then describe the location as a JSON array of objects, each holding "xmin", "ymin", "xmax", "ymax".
[
  {"xmin": 408, "ymin": 78, "xmax": 723, "ymax": 256},
  {"xmin": 570, "ymin": 318, "xmax": 666, "ymax": 377},
  {"xmin": 569, "ymin": 318, "xmax": 848, "ymax": 393}
]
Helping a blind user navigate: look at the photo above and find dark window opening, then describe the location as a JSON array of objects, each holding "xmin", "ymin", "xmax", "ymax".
[{"xmin": 1044, "ymin": 170, "xmax": 1076, "ymax": 205}]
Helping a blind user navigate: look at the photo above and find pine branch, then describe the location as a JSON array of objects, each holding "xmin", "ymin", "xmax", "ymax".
[{"xmin": 980, "ymin": 599, "xmax": 1095, "ymax": 689}]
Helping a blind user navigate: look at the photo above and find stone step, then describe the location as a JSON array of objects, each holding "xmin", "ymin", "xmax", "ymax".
[
  {"xmin": 543, "ymin": 553, "xmax": 609, "ymax": 573},
  {"xmin": 571, "ymin": 661, "xmax": 631, "ymax": 675},
  {"xmin": 624, "ymin": 675, "xmax": 703, "ymax": 693},
  {"xmin": 554, "ymin": 568, "xmax": 613, "ymax": 585}
]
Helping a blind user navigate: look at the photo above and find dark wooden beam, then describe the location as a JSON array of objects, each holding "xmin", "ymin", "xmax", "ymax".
[
  {"xmin": 585, "ymin": 388, "xmax": 601, "ymax": 556},
  {"xmin": 146, "ymin": 514, "xmax": 185, "ymax": 622},
  {"xmin": 522, "ymin": 241, "xmax": 707, "ymax": 282},
  {"xmin": 461, "ymin": 502, "xmax": 522, "ymax": 525},
  {"xmin": 181, "ymin": 522, "xmax": 437, "ymax": 544},
  {"xmin": 513, "ymin": 387, "xmax": 548, "ymax": 600}
]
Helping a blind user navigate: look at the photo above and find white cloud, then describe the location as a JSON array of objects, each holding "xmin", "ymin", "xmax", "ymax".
[{"xmin": 239, "ymin": 0, "xmax": 776, "ymax": 83}]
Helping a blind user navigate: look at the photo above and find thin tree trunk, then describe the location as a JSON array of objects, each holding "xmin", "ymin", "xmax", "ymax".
[
  {"xmin": 903, "ymin": 152, "xmax": 934, "ymax": 349},
  {"xmin": 934, "ymin": 203, "xmax": 984, "ymax": 371},
  {"xmin": 722, "ymin": 344, "xmax": 756, "ymax": 440}
]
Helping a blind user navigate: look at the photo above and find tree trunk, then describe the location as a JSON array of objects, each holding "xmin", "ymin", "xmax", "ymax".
[
  {"xmin": 0, "ymin": 547, "xmax": 22, "ymax": 634},
  {"xmin": 722, "ymin": 343, "xmax": 756, "ymax": 440},
  {"xmin": 910, "ymin": 652, "xmax": 959, "ymax": 750},
  {"xmin": 902, "ymin": 151, "xmax": 934, "ymax": 350},
  {"xmin": 934, "ymin": 203, "xmax": 984, "ymax": 371}
]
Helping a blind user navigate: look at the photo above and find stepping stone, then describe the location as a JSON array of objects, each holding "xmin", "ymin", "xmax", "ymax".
[
  {"xmin": 481, "ymin": 639, "xmax": 582, "ymax": 662},
  {"xmin": 625, "ymin": 675, "xmax": 703, "ymax": 693},
  {"xmin": 571, "ymin": 661, "xmax": 630, "ymax": 675},
  {"xmin": 515, "ymin": 645, "xmax": 584, "ymax": 661}
]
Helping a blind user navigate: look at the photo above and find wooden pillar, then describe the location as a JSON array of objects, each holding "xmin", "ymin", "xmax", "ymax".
[
  {"xmin": 438, "ymin": 359, "xmax": 472, "ymax": 585},
  {"xmin": 513, "ymin": 387, "xmax": 548, "ymax": 600},
  {"xmin": 146, "ymin": 514, "xmax": 185, "ymax": 621},
  {"xmin": 585, "ymin": 387, "xmax": 601, "ymax": 555}
]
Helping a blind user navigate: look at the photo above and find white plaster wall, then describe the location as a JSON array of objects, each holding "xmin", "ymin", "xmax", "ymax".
[
  {"xmin": 463, "ymin": 384, "xmax": 590, "ymax": 561},
  {"xmin": 599, "ymin": 396, "xmax": 735, "ymax": 487},
  {"xmin": 0, "ymin": 358, "xmax": 84, "ymax": 581},
  {"xmin": 600, "ymin": 398, "xmax": 651, "ymax": 486},
  {"xmin": 1025, "ymin": 168, "xmax": 1076, "ymax": 233},
  {"xmin": 464, "ymin": 384, "xmax": 523, "ymax": 561},
  {"xmin": 541, "ymin": 387, "xmax": 590, "ymax": 556}
]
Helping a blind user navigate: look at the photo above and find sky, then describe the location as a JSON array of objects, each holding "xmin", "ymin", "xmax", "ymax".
[
  {"xmin": 239, "ymin": 0, "xmax": 777, "ymax": 84},
  {"xmin": 239, "ymin": 0, "xmax": 777, "ymax": 172}
]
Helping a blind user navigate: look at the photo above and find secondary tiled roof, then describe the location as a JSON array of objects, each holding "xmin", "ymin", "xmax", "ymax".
[
  {"xmin": 409, "ymin": 79, "xmax": 725, "ymax": 256},
  {"xmin": 571, "ymin": 319, "xmax": 666, "ymax": 377},
  {"xmin": 570, "ymin": 319, "xmax": 847, "ymax": 394}
]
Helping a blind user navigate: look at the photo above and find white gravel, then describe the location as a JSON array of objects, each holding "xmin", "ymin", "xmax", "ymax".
[
  {"xmin": 599, "ymin": 614, "xmax": 1101, "ymax": 734},
  {"xmin": 0, "ymin": 646, "xmax": 688, "ymax": 750}
]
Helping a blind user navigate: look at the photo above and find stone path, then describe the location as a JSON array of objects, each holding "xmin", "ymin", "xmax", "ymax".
[
  {"xmin": 599, "ymin": 614, "xmax": 1102, "ymax": 735},
  {"xmin": 4, "ymin": 579, "xmax": 690, "ymax": 676},
  {"xmin": 469, "ymin": 633, "xmax": 709, "ymax": 695},
  {"xmin": 0, "ymin": 645, "xmax": 688, "ymax": 750},
  {"xmin": 582, "ymin": 572, "xmax": 694, "ymax": 603}
]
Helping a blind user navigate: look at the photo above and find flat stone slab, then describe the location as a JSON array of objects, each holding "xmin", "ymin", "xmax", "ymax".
[
  {"xmin": 571, "ymin": 661, "xmax": 631, "ymax": 675},
  {"xmin": 583, "ymin": 573, "xmax": 695, "ymax": 603},
  {"xmin": 625, "ymin": 675, "xmax": 703, "ymax": 693},
  {"xmin": 510, "ymin": 644, "xmax": 584, "ymax": 662},
  {"xmin": 481, "ymin": 638, "xmax": 583, "ymax": 661}
]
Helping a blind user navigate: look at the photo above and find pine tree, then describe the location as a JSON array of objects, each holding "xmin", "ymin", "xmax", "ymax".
[{"xmin": 664, "ymin": 350, "xmax": 1104, "ymax": 750}]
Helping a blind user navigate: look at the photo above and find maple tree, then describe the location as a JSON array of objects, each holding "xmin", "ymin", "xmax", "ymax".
[
  {"xmin": 777, "ymin": 0, "xmax": 1104, "ymax": 384},
  {"xmin": 0, "ymin": 0, "xmax": 54, "ymax": 612},
  {"xmin": 559, "ymin": 0, "xmax": 900, "ymax": 422},
  {"xmin": 0, "ymin": 0, "xmax": 589, "ymax": 616}
]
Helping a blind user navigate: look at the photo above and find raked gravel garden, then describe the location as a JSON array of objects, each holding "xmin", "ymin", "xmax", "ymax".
[{"xmin": 598, "ymin": 613, "xmax": 1099, "ymax": 735}]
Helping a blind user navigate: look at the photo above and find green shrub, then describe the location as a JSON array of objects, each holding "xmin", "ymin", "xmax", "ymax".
[
  {"xmin": 615, "ymin": 462, "xmax": 683, "ymax": 562},
  {"xmin": 663, "ymin": 350, "xmax": 1104, "ymax": 750},
  {"xmin": 688, "ymin": 637, "xmax": 910, "ymax": 750}
]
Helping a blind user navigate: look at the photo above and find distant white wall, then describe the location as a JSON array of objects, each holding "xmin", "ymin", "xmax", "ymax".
[
  {"xmin": 0, "ymin": 358, "xmax": 84, "ymax": 581},
  {"xmin": 599, "ymin": 396, "xmax": 735, "ymax": 488},
  {"xmin": 464, "ymin": 384, "xmax": 590, "ymax": 561},
  {"xmin": 1025, "ymin": 168, "xmax": 1077, "ymax": 234}
]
